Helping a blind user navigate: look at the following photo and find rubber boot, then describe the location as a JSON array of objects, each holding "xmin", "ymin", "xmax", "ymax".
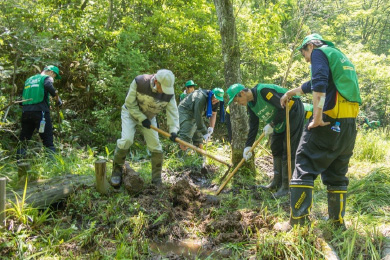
[
  {"xmin": 289, "ymin": 179, "xmax": 314, "ymax": 226},
  {"xmin": 16, "ymin": 148, "xmax": 27, "ymax": 164},
  {"xmin": 151, "ymin": 151, "xmax": 163, "ymax": 186},
  {"xmin": 259, "ymin": 156, "xmax": 282, "ymax": 190},
  {"xmin": 273, "ymin": 160, "xmax": 292, "ymax": 198},
  {"xmin": 46, "ymin": 146, "xmax": 56, "ymax": 161},
  {"xmin": 327, "ymin": 186, "xmax": 347, "ymax": 229},
  {"xmin": 110, "ymin": 146, "xmax": 128, "ymax": 188}
]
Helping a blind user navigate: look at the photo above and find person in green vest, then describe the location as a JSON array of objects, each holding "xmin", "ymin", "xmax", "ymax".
[
  {"xmin": 17, "ymin": 65, "xmax": 63, "ymax": 160},
  {"xmin": 362, "ymin": 117, "xmax": 381, "ymax": 130},
  {"xmin": 226, "ymin": 83, "xmax": 304, "ymax": 198},
  {"xmin": 179, "ymin": 80, "xmax": 197, "ymax": 102},
  {"xmin": 280, "ymin": 33, "xmax": 361, "ymax": 229},
  {"xmin": 178, "ymin": 87, "xmax": 225, "ymax": 151}
]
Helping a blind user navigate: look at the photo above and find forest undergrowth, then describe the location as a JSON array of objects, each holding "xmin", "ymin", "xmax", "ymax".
[{"xmin": 0, "ymin": 128, "xmax": 389, "ymax": 259}]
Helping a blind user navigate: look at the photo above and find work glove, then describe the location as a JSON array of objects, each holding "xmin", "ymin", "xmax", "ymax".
[
  {"xmin": 170, "ymin": 132, "xmax": 178, "ymax": 142},
  {"xmin": 263, "ymin": 123, "xmax": 274, "ymax": 137},
  {"xmin": 142, "ymin": 119, "xmax": 151, "ymax": 129},
  {"xmin": 243, "ymin": 146, "xmax": 252, "ymax": 161},
  {"xmin": 57, "ymin": 97, "xmax": 63, "ymax": 107},
  {"xmin": 203, "ymin": 133, "xmax": 210, "ymax": 142},
  {"xmin": 207, "ymin": 127, "xmax": 214, "ymax": 135}
]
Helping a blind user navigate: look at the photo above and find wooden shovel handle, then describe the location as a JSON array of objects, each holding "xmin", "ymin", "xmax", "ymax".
[
  {"xmin": 150, "ymin": 125, "xmax": 231, "ymax": 167},
  {"xmin": 216, "ymin": 132, "xmax": 265, "ymax": 195},
  {"xmin": 286, "ymin": 103, "xmax": 292, "ymax": 183}
]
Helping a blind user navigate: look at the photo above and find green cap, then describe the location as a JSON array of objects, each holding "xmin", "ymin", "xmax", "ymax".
[
  {"xmin": 212, "ymin": 87, "xmax": 224, "ymax": 102},
  {"xmin": 297, "ymin": 33, "xmax": 334, "ymax": 50},
  {"xmin": 44, "ymin": 65, "xmax": 61, "ymax": 79},
  {"xmin": 227, "ymin": 84, "xmax": 245, "ymax": 105},
  {"xmin": 185, "ymin": 80, "xmax": 197, "ymax": 88}
]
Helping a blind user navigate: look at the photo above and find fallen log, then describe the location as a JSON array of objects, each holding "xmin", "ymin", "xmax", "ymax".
[{"xmin": 6, "ymin": 174, "xmax": 94, "ymax": 208}]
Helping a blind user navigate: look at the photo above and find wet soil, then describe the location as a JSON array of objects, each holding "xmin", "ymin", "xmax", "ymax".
[
  {"xmin": 119, "ymin": 159, "xmax": 277, "ymax": 259},
  {"xmin": 62, "ymin": 156, "xmax": 279, "ymax": 259}
]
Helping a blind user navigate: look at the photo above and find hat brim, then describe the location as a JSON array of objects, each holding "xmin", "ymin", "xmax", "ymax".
[
  {"xmin": 297, "ymin": 39, "xmax": 335, "ymax": 51},
  {"xmin": 227, "ymin": 95, "xmax": 236, "ymax": 106},
  {"xmin": 184, "ymin": 84, "xmax": 197, "ymax": 88},
  {"xmin": 215, "ymin": 95, "xmax": 224, "ymax": 102},
  {"xmin": 162, "ymin": 84, "xmax": 174, "ymax": 95}
]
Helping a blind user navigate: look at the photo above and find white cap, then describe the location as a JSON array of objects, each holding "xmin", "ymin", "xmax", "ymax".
[{"xmin": 155, "ymin": 69, "xmax": 175, "ymax": 95}]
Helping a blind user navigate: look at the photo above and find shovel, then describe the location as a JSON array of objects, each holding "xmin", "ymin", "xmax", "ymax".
[
  {"xmin": 201, "ymin": 139, "xmax": 209, "ymax": 175},
  {"xmin": 150, "ymin": 125, "xmax": 232, "ymax": 168},
  {"xmin": 286, "ymin": 101, "xmax": 292, "ymax": 183},
  {"xmin": 216, "ymin": 132, "xmax": 265, "ymax": 195}
]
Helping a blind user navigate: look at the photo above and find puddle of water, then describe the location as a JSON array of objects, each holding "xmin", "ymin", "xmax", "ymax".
[{"xmin": 150, "ymin": 239, "xmax": 218, "ymax": 259}]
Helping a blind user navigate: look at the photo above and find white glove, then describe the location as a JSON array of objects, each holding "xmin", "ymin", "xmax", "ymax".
[
  {"xmin": 243, "ymin": 146, "xmax": 253, "ymax": 161},
  {"xmin": 207, "ymin": 127, "xmax": 214, "ymax": 135},
  {"xmin": 263, "ymin": 124, "xmax": 274, "ymax": 137},
  {"xmin": 203, "ymin": 133, "xmax": 210, "ymax": 142}
]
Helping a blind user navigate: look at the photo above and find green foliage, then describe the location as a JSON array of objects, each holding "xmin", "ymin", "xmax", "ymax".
[
  {"xmin": 348, "ymin": 167, "xmax": 390, "ymax": 216},
  {"xmin": 353, "ymin": 129, "xmax": 389, "ymax": 162}
]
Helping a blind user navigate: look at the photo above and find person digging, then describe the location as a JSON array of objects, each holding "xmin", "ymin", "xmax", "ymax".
[
  {"xmin": 177, "ymin": 87, "xmax": 225, "ymax": 152},
  {"xmin": 226, "ymin": 83, "xmax": 304, "ymax": 198},
  {"xmin": 110, "ymin": 69, "xmax": 179, "ymax": 188}
]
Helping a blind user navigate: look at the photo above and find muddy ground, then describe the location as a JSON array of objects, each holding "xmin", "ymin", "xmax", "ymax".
[
  {"xmin": 56, "ymin": 155, "xmax": 288, "ymax": 259},
  {"xmin": 116, "ymin": 155, "xmax": 281, "ymax": 258}
]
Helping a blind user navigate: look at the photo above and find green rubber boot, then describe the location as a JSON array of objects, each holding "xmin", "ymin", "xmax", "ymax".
[
  {"xmin": 273, "ymin": 160, "xmax": 293, "ymax": 198},
  {"xmin": 151, "ymin": 151, "xmax": 163, "ymax": 186},
  {"xmin": 110, "ymin": 147, "xmax": 128, "ymax": 188}
]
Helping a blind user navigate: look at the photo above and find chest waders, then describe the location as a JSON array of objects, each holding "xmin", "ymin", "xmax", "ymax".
[{"xmin": 290, "ymin": 47, "xmax": 361, "ymax": 228}]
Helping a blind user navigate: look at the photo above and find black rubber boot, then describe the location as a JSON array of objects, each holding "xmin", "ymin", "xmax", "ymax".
[
  {"xmin": 273, "ymin": 160, "xmax": 292, "ymax": 198},
  {"xmin": 16, "ymin": 147, "xmax": 28, "ymax": 162},
  {"xmin": 151, "ymin": 151, "xmax": 163, "ymax": 186},
  {"xmin": 110, "ymin": 146, "xmax": 128, "ymax": 188},
  {"xmin": 289, "ymin": 179, "xmax": 314, "ymax": 226},
  {"xmin": 259, "ymin": 156, "xmax": 282, "ymax": 190},
  {"xmin": 327, "ymin": 186, "xmax": 347, "ymax": 229}
]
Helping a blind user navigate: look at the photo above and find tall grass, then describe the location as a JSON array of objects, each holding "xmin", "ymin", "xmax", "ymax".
[
  {"xmin": 348, "ymin": 167, "xmax": 390, "ymax": 217},
  {"xmin": 353, "ymin": 128, "xmax": 389, "ymax": 162}
]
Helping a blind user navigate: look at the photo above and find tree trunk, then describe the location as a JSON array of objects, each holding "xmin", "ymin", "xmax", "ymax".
[
  {"xmin": 213, "ymin": 0, "xmax": 250, "ymax": 167},
  {"xmin": 0, "ymin": 178, "xmax": 6, "ymax": 226},
  {"xmin": 105, "ymin": 0, "xmax": 114, "ymax": 30}
]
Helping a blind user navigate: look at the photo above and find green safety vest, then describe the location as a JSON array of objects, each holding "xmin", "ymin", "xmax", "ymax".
[
  {"xmin": 22, "ymin": 74, "xmax": 49, "ymax": 105},
  {"xmin": 317, "ymin": 46, "xmax": 361, "ymax": 104},
  {"xmin": 248, "ymin": 84, "xmax": 294, "ymax": 133},
  {"xmin": 303, "ymin": 103, "xmax": 313, "ymax": 122},
  {"xmin": 179, "ymin": 92, "xmax": 187, "ymax": 102}
]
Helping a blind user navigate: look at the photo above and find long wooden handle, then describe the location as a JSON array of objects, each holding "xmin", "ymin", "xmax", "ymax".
[
  {"xmin": 216, "ymin": 132, "xmax": 265, "ymax": 195},
  {"xmin": 150, "ymin": 125, "xmax": 232, "ymax": 167},
  {"xmin": 286, "ymin": 103, "xmax": 292, "ymax": 183}
]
